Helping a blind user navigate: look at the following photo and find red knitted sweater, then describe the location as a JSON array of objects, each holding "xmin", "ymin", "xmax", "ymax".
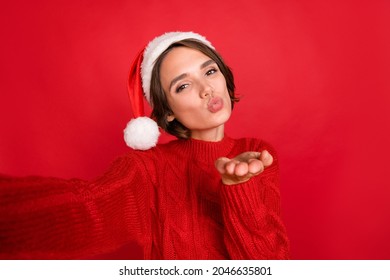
[{"xmin": 0, "ymin": 136, "xmax": 290, "ymax": 259}]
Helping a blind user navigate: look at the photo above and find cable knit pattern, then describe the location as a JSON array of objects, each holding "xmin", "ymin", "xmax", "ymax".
[{"xmin": 0, "ymin": 136, "xmax": 290, "ymax": 259}]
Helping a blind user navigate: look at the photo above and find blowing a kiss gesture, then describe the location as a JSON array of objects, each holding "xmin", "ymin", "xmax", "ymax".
[
  {"xmin": 0, "ymin": 31, "xmax": 290, "ymax": 260},
  {"xmin": 156, "ymin": 43, "xmax": 274, "ymax": 186}
]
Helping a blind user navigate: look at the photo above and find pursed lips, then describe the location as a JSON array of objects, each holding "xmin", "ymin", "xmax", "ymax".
[{"xmin": 207, "ymin": 97, "xmax": 224, "ymax": 113}]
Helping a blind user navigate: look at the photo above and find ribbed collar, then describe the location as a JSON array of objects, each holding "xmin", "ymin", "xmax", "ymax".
[{"xmin": 173, "ymin": 135, "xmax": 236, "ymax": 163}]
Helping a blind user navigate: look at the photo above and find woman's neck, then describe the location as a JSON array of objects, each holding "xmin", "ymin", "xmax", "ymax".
[{"xmin": 190, "ymin": 125, "xmax": 225, "ymax": 142}]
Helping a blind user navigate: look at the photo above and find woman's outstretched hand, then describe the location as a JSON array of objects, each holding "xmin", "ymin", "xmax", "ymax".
[{"xmin": 215, "ymin": 151, "xmax": 273, "ymax": 185}]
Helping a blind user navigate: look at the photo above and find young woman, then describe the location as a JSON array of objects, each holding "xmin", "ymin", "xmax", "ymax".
[{"xmin": 0, "ymin": 32, "xmax": 290, "ymax": 259}]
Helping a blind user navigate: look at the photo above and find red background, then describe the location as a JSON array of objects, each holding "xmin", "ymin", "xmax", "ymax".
[{"xmin": 1, "ymin": 0, "xmax": 389, "ymax": 259}]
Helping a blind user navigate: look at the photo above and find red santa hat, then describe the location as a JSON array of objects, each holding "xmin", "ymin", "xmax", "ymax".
[{"xmin": 124, "ymin": 31, "xmax": 214, "ymax": 150}]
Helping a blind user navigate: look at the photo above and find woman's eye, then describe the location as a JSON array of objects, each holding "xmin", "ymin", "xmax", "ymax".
[
  {"xmin": 206, "ymin": 68, "xmax": 217, "ymax": 76},
  {"xmin": 176, "ymin": 84, "xmax": 188, "ymax": 93}
]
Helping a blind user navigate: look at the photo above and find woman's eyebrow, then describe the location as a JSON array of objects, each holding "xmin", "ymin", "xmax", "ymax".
[
  {"xmin": 169, "ymin": 73, "xmax": 188, "ymax": 91},
  {"xmin": 169, "ymin": 59, "xmax": 217, "ymax": 91},
  {"xmin": 200, "ymin": 59, "xmax": 216, "ymax": 69}
]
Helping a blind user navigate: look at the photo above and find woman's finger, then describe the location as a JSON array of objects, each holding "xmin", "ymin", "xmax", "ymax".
[
  {"xmin": 248, "ymin": 159, "xmax": 264, "ymax": 174},
  {"xmin": 215, "ymin": 157, "xmax": 230, "ymax": 174},
  {"xmin": 260, "ymin": 150, "xmax": 273, "ymax": 167},
  {"xmin": 234, "ymin": 161, "xmax": 249, "ymax": 177}
]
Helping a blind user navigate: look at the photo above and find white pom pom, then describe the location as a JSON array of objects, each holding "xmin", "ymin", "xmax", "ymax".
[{"xmin": 123, "ymin": 117, "xmax": 160, "ymax": 150}]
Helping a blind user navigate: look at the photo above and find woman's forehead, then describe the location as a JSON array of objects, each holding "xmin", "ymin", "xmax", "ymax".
[{"xmin": 160, "ymin": 47, "xmax": 212, "ymax": 73}]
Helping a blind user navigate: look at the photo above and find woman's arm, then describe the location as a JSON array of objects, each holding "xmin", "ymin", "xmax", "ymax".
[
  {"xmin": 0, "ymin": 154, "xmax": 150, "ymax": 259},
  {"xmin": 217, "ymin": 148, "xmax": 290, "ymax": 259}
]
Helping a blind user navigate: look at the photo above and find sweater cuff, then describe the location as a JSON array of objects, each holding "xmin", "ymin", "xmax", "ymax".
[{"xmin": 220, "ymin": 178, "xmax": 266, "ymax": 215}]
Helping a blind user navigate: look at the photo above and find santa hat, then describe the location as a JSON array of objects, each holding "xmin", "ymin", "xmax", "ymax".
[{"xmin": 124, "ymin": 31, "xmax": 214, "ymax": 150}]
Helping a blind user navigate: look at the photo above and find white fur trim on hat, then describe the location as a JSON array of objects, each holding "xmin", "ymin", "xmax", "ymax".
[
  {"xmin": 124, "ymin": 117, "xmax": 160, "ymax": 150},
  {"xmin": 140, "ymin": 31, "xmax": 214, "ymax": 104}
]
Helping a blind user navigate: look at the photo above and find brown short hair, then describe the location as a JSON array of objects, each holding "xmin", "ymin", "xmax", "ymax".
[{"xmin": 150, "ymin": 39, "xmax": 239, "ymax": 139}]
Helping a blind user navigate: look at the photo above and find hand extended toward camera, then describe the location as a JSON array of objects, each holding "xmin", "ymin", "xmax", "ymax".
[{"xmin": 215, "ymin": 151, "xmax": 273, "ymax": 185}]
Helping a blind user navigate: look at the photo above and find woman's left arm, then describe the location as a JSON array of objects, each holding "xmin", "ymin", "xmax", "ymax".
[{"xmin": 216, "ymin": 150, "xmax": 290, "ymax": 259}]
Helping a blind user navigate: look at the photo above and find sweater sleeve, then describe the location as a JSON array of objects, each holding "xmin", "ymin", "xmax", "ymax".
[
  {"xmin": 220, "ymin": 151, "xmax": 290, "ymax": 260},
  {"xmin": 0, "ymin": 153, "xmax": 151, "ymax": 259}
]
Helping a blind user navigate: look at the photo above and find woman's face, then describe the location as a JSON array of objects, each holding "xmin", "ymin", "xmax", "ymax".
[{"xmin": 159, "ymin": 46, "xmax": 232, "ymax": 141}]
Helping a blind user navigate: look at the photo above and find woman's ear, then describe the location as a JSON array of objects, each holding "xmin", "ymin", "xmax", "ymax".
[{"xmin": 167, "ymin": 114, "xmax": 175, "ymax": 122}]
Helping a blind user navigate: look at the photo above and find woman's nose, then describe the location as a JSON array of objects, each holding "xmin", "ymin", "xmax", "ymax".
[{"xmin": 199, "ymin": 82, "xmax": 213, "ymax": 98}]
